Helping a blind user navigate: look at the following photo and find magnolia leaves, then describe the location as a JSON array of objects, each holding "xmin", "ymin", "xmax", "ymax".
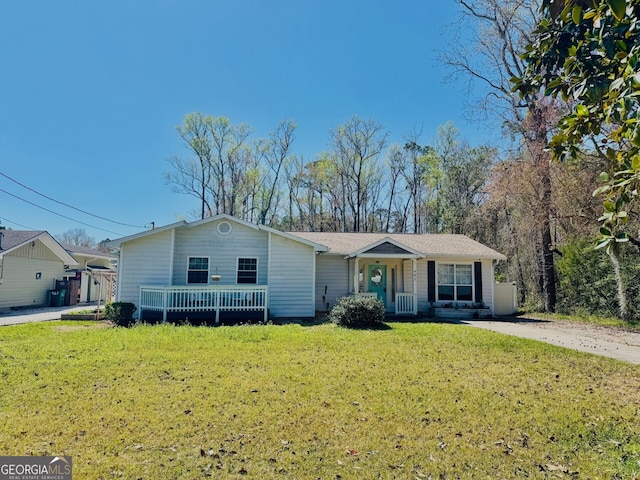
[
  {"xmin": 516, "ymin": 0, "xmax": 640, "ymax": 251},
  {"xmin": 606, "ymin": 0, "xmax": 627, "ymax": 21}
]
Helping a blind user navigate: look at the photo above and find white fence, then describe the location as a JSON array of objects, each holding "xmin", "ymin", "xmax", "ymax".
[
  {"xmin": 140, "ymin": 285, "xmax": 268, "ymax": 323},
  {"xmin": 494, "ymin": 282, "xmax": 517, "ymax": 315}
]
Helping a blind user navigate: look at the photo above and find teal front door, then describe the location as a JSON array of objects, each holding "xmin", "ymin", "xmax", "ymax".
[{"xmin": 368, "ymin": 265, "xmax": 387, "ymax": 306}]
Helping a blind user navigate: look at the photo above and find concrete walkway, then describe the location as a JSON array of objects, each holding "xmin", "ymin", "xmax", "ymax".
[
  {"xmin": 466, "ymin": 318, "xmax": 640, "ymax": 365},
  {"xmin": 0, "ymin": 303, "xmax": 101, "ymax": 326}
]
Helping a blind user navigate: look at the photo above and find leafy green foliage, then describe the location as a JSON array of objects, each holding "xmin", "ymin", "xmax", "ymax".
[
  {"xmin": 328, "ymin": 295, "xmax": 386, "ymax": 328},
  {"xmin": 555, "ymin": 238, "xmax": 640, "ymax": 319},
  {"xmin": 515, "ymin": 0, "xmax": 640, "ymax": 250},
  {"xmin": 104, "ymin": 301, "xmax": 137, "ymax": 327}
]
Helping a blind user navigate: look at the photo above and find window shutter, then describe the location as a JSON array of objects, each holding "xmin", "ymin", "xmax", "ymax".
[
  {"xmin": 427, "ymin": 261, "xmax": 436, "ymax": 303},
  {"xmin": 474, "ymin": 261, "xmax": 483, "ymax": 303}
]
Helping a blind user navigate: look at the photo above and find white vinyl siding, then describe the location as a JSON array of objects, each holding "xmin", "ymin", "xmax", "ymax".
[
  {"xmin": 415, "ymin": 260, "xmax": 428, "ymax": 313},
  {"xmin": 481, "ymin": 259, "xmax": 494, "ymax": 311},
  {"xmin": 269, "ymin": 233, "xmax": 316, "ymax": 317},
  {"xmin": 315, "ymin": 255, "xmax": 350, "ymax": 312},
  {"xmin": 172, "ymin": 221, "xmax": 268, "ymax": 286},
  {"xmin": 116, "ymin": 230, "xmax": 174, "ymax": 307}
]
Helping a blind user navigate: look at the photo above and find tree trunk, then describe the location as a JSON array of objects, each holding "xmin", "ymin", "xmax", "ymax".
[
  {"xmin": 530, "ymin": 102, "xmax": 557, "ymax": 313},
  {"xmin": 608, "ymin": 247, "xmax": 629, "ymax": 320}
]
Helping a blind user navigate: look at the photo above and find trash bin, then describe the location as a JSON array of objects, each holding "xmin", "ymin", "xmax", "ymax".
[{"xmin": 50, "ymin": 290, "xmax": 65, "ymax": 307}]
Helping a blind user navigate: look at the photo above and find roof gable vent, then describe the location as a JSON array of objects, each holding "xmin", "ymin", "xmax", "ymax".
[{"xmin": 217, "ymin": 221, "xmax": 232, "ymax": 235}]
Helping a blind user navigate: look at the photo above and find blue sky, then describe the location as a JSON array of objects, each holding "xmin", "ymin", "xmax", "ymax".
[{"xmin": 0, "ymin": 1, "xmax": 494, "ymax": 242}]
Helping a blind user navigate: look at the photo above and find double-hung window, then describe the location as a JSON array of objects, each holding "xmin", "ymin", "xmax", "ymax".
[
  {"xmin": 187, "ymin": 257, "xmax": 209, "ymax": 284},
  {"xmin": 237, "ymin": 258, "xmax": 258, "ymax": 284},
  {"xmin": 437, "ymin": 264, "xmax": 473, "ymax": 302}
]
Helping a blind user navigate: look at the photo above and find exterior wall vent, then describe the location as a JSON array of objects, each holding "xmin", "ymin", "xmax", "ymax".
[{"xmin": 217, "ymin": 221, "xmax": 232, "ymax": 235}]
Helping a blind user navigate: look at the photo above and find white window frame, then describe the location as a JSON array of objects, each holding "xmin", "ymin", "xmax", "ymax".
[
  {"xmin": 436, "ymin": 263, "xmax": 473, "ymax": 303},
  {"xmin": 236, "ymin": 257, "xmax": 258, "ymax": 284},
  {"xmin": 186, "ymin": 256, "xmax": 210, "ymax": 284}
]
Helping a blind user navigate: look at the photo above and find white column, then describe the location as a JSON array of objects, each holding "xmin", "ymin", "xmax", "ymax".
[
  {"xmin": 354, "ymin": 257, "xmax": 359, "ymax": 293},
  {"xmin": 412, "ymin": 258, "xmax": 418, "ymax": 314}
]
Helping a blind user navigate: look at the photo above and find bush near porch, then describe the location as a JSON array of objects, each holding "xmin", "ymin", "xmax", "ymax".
[
  {"xmin": 0, "ymin": 321, "xmax": 638, "ymax": 478},
  {"xmin": 328, "ymin": 295, "xmax": 385, "ymax": 328}
]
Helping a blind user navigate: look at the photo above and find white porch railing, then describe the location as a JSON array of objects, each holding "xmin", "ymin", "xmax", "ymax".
[
  {"xmin": 353, "ymin": 291, "xmax": 418, "ymax": 315},
  {"xmin": 139, "ymin": 285, "xmax": 268, "ymax": 323},
  {"xmin": 395, "ymin": 293, "xmax": 418, "ymax": 315}
]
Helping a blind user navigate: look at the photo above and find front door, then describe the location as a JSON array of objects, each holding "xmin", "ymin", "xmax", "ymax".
[{"xmin": 368, "ymin": 265, "xmax": 387, "ymax": 306}]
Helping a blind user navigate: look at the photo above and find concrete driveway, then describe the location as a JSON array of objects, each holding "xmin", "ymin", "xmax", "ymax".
[
  {"xmin": 0, "ymin": 303, "xmax": 100, "ymax": 327},
  {"xmin": 466, "ymin": 317, "xmax": 640, "ymax": 365}
]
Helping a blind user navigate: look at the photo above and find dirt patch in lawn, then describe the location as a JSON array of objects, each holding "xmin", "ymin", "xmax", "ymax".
[{"xmin": 53, "ymin": 321, "xmax": 113, "ymax": 332}]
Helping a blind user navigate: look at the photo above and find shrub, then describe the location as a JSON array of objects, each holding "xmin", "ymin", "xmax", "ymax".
[
  {"xmin": 556, "ymin": 238, "xmax": 640, "ymax": 320},
  {"xmin": 105, "ymin": 302, "xmax": 137, "ymax": 327},
  {"xmin": 329, "ymin": 295, "xmax": 385, "ymax": 328}
]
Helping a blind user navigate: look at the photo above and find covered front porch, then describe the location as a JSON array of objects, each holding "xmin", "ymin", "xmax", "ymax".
[
  {"xmin": 139, "ymin": 285, "xmax": 268, "ymax": 323},
  {"xmin": 349, "ymin": 238, "xmax": 424, "ymax": 316}
]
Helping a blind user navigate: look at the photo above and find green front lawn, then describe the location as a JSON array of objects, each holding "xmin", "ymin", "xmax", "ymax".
[{"xmin": 0, "ymin": 321, "xmax": 638, "ymax": 478}]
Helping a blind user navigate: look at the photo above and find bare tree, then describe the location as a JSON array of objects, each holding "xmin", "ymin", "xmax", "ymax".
[
  {"xmin": 209, "ymin": 117, "xmax": 253, "ymax": 217},
  {"xmin": 330, "ymin": 116, "xmax": 389, "ymax": 232},
  {"xmin": 442, "ymin": 0, "xmax": 560, "ymax": 311},
  {"xmin": 256, "ymin": 119, "xmax": 297, "ymax": 225},
  {"xmin": 56, "ymin": 228, "xmax": 96, "ymax": 248},
  {"xmin": 165, "ymin": 112, "xmax": 215, "ymax": 219}
]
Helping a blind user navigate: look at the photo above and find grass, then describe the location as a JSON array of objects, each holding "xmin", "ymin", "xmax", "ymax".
[
  {"xmin": 0, "ymin": 321, "xmax": 639, "ymax": 479},
  {"xmin": 518, "ymin": 310, "xmax": 640, "ymax": 331}
]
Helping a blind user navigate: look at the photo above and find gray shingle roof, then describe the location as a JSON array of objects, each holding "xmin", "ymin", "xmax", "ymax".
[
  {"xmin": 60, "ymin": 243, "xmax": 116, "ymax": 259},
  {"xmin": 288, "ymin": 231, "xmax": 506, "ymax": 260},
  {"xmin": 0, "ymin": 230, "xmax": 46, "ymax": 252}
]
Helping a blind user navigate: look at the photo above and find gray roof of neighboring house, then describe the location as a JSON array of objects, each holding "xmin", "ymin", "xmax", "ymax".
[
  {"xmin": 60, "ymin": 243, "xmax": 116, "ymax": 260},
  {"xmin": 0, "ymin": 230, "xmax": 46, "ymax": 252},
  {"xmin": 288, "ymin": 231, "xmax": 506, "ymax": 260},
  {"xmin": 0, "ymin": 230, "xmax": 79, "ymax": 265}
]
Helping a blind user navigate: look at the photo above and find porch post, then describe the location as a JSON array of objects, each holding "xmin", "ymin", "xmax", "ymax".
[
  {"xmin": 138, "ymin": 288, "xmax": 143, "ymax": 322},
  {"xmin": 263, "ymin": 287, "xmax": 268, "ymax": 323},
  {"xmin": 162, "ymin": 287, "xmax": 167, "ymax": 323},
  {"xmin": 215, "ymin": 289, "xmax": 220, "ymax": 324},
  {"xmin": 412, "ymin": 258, "xmax": 418, "ymax": 314},
  {"xmin": 354, "ymin": 257, "xmax": 360, "ymax": 293}
]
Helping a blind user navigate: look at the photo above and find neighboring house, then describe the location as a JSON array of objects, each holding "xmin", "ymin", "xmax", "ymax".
[
  {"xmin": 107, "ymin": 214, "xmax": 507, "ymax": 322},
  {"xmin": 0, "ymin": 230, "xmax": 78, "ymax": 309},
  {"xmin": 61, "ymin": 243, "xmax": 117, "ymax": 304}
]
